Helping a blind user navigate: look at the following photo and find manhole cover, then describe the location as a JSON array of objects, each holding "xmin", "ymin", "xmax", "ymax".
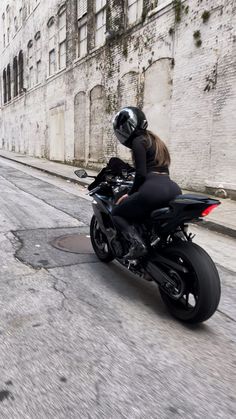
[{"xmin": 51, "ymin": 234, "xmax": 94, "ymax": 254}]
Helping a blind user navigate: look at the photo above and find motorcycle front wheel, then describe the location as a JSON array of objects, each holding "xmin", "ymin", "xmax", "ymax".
[
  {"xmin": 159, "ymin": 242, "xmax": 221, "ymax": 323},
  {"xmin": 90, "ymin": 215, "xmax": 115, "ymax": 263}
]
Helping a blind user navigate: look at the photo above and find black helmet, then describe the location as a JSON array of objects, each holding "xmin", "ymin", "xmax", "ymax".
[{"xmin": 113, "ymin": 107, "xmax": 148, "ymax": 147}]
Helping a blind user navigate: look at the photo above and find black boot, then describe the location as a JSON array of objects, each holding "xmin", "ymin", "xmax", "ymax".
[
  {"xmin": 106, "ymin": 228, "xmax": 124, "ymax": 258},
  {"xmin": 123, "ymin": 225, "xmax": 147, "ymax": 260}
]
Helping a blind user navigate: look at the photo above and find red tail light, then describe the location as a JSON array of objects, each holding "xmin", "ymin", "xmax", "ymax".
[{"xmin": 201, "ymin": 204, "xmax": 219, "ymax": 217}]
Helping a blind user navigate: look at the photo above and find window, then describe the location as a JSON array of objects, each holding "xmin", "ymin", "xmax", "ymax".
[
  {"xmin": 18, "ymin": 50, "xmax": 24, "ymax": 92},
  {"xmin": 6, "ymin": 5, "xmax": 10, "ymax": 45},
  {"xmin": 35, "ymin": 32, "xmax": 41, "ymax": 63},
  {"xmin": 26, "ymin": 1, "xmax": 31, "ymax": 17},
  {"xmin": 95, "ymin": 0, "xmax": 106, "ymax": 47},
  {"xmin": 77, "ymin": 0, "xmax": 87, "ymax": 19},
  {"xmin": 49, "ymin": 49, "xmax": 56, "ymax": 75},
  {"xmin": 78, "ymin": 21, "xmax": 87, "ymax": 57},
  {"xmin": 19, "ymin": 8, "xmax": 22, "ymax": 27},
  {"xmin": 3, "ymin": 69, "xmax": 7, "ymax": 104},
  {"xmin": 27, "ymin": 40, "xmax": 33, "ymax": 86},
  {"xmin": 59, "ymin": 41, "xmax": 66, "ymax": 69},
  {"xmin": 33, "ymin": 0, "xmax": 39, "ymax": 10},
  {"xmin": 48, "ymin": 17, "xmax": 56, "ymax": 75},
  {"xmin": 14, "ymin": 16, "xmax": 18, "ymax": 33},
  {"xmin": 77, "ymin": 0, "xmax": 87, "ymax": 57},
  {"xmin": 2, "ymin": 13, "xmax": 6, "ymax": 48},
  {"xmin": 127, "ymin": 0, "xmax": 143, "ymax": 25},
  {"xmin": 36, "ymin": 60, "xmax": 41, "ymax": 84},
  {"xmin": 29, "ymin": 66, "xmax": 34, "ymax": 88},
  {"xmin": 7, "ymin": 64, "xmax": 11, "ymax": 101},
  {"xmin": 13, "ymin": 56, "xmax": 18, "ymax": 97},
  {"xmin": 58, "ymin": 8, "xmax": 66, "ymax": 69}
]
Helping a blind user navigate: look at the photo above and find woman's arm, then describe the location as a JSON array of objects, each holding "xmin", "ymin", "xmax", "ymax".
[{"xmin": 128, "ymin": 136, "xmax": 147, "ymax": 195}]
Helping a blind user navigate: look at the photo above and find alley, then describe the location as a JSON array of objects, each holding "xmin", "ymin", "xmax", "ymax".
[{"xmin": 0, "ymin": 157, "xmax": 235, "ymax": 418}]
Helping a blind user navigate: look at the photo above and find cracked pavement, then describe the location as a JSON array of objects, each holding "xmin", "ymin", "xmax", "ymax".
[{"xmin": 0, "ymin": 157, "xmax": 236, "ymax": 418}]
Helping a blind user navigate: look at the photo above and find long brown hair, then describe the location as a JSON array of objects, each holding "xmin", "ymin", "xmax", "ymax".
[{"xmin": 145, "ymin": 130, "xmax": 171, "ymax": 167}]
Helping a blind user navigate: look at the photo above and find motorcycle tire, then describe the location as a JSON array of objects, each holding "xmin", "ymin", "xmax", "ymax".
[
  {"xmin": 90, "ymin": 215, "xmax": 115, "ymax": 263},
  {"xmin": 159, "ymin": 242, "xmax": 221, "ymax": 323}
]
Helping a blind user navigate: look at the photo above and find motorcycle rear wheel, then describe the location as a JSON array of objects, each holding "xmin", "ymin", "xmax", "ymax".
[
  {"xmin": 90, "ymin": 215, "xmax": 115, "ymax": 263},
  {"xmin": 159, "ymin": 242, "xmax": 221, "ymax": 323}
]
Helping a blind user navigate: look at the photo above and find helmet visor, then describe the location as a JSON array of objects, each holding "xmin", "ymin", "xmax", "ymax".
[{"xmin": 113, "ymin": 108, "xmax": 137, "ymax": 145}]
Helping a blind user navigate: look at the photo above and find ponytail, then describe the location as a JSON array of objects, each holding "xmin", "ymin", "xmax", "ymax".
[{"xmin": 146, "ymin": 130, "xmax": 171, "ymax": 167}]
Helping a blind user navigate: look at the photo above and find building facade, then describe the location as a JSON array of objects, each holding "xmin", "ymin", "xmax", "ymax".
[{"xmin": 0, "ymin": 0, "xmax": 236, "ymax": 194}]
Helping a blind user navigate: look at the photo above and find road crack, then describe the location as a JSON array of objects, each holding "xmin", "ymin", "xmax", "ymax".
[{"xmin": 45, "ymin": 269, "xmax": 73, "ymax": 314}]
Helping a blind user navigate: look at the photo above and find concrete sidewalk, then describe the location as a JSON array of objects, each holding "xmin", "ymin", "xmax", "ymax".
[{"xmin": 1, "ymin": 149, "xmax": 236, "ymax": 238}]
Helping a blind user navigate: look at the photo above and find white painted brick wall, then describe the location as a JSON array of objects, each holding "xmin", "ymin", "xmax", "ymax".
[{"xmin": 0, "ymin": 0, "xmax": 235, "ymax": 193}]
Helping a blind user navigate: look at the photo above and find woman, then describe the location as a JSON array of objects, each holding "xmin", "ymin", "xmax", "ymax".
[{"xmin": 112, "ymin": 106, "xmax": 182, "ymax": 259}]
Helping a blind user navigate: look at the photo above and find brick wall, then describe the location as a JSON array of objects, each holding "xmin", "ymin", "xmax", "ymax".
[{"xmin": 0, "ymin": 0, "xmax": 236, "ymax": 193}]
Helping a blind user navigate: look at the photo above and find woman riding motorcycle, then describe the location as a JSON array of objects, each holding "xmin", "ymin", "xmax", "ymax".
[{"xmin": 112, "ymin": 106, "xmax": 182, "ymax": 259}]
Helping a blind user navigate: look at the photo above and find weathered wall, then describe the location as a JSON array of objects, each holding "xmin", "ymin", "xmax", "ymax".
[{"xmin": 0, "ymin": 0, "xmax": 236, "ymax": 193}]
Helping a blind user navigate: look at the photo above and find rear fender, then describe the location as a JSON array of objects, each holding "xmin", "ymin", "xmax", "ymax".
[{"xmin": 151, "ymin": 195, "xmax": 220, "ymax": 235}]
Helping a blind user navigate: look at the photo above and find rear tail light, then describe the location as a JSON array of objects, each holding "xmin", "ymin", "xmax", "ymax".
[{"xmin": 201, "ymin": 204, "xmax": 219, "ymax": 217}]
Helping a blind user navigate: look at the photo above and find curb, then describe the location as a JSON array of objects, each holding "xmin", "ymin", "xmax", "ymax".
[
  {"xmin": 195, "ymin": 220, "xmax": 236, "ymax": 239},
  {"xmin": 0, "ymin": 153, "xmax": 90, "ymax": 188},
  {"xmin": 1, "ymin": 153, "xmax": 235, "ymax": 239}
]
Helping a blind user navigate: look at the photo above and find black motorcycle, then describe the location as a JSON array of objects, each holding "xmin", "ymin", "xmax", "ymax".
[{"xmin": 75, "ymin": 162, "xmax": 221, "ymax": 324}]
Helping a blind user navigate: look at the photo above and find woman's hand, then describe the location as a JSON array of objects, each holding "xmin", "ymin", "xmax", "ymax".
[{"xmin": 116, "ymin": 194, "xmax": 129, "ymax": 205}]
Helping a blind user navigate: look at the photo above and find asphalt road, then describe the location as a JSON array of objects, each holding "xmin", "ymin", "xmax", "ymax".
[{"xmin": 0, "ymin": 157, "xmax": 235, "ymax": 419}]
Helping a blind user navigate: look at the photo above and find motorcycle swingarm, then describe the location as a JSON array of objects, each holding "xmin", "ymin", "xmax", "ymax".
[
  {"xmin": 146, "ymin": 262, "xmax": 178, "ymax": 290},
  {"xmin": 150, "ymin": 254, "xmax": 188, "ymax": 274},
  {"xmin": 146, "ymin": 262, "xmax": 185, "ymax": 297}
]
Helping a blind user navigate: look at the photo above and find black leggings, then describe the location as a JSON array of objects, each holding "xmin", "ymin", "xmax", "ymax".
[{"xmin": 112, "ymin": 173, "xmax": 181, "ymax": 231}]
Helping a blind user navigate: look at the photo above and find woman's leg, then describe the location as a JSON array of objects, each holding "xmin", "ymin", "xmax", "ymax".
[{"xmin": 112, "ymin": 193, "xmax": 149, "ymax": 259}]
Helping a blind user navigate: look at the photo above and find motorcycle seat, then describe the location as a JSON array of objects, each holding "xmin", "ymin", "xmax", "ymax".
[
  {"xmin": 174, "ymin": 194, "xmax": 209, "ymax": 201},
  {"xmin": 151, "ymin": 207, "xmax": 170, "ymax": 219}
]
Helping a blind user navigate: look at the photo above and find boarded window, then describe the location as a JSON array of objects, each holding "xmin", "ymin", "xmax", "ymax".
[
  {"xmin": 49, "ymin": 106, "xmax": 65, "ymax": 161},
  {"xmin": 74, "ymin": 92, "xmax": 86, "ymax": 162},
  {"xmin": 143, "ymin": 59, "xmax": 172, "ymax": 141},
  {"xmin": 89, "ymin": 85, "xmax": 105, "ymax": 161},
  {"xmin": 117, "ymin": 71, "xmax": 139, "ymax": 160}
]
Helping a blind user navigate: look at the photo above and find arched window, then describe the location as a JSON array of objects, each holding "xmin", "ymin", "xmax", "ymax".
[
  {"xmin": 47, "ymin": 16, "xmax": 55, "ymax": 28},
  {"xmin": 3, "ymin": 69, "xmax": 7, "ymax": 104},
  {"xmin": 13, "ymin": 56, "xmax": 18, "ymax": 97},
  {"xmin": 7, "ymin": 64, "xmax": 11, "ymax": 101},
  {"xmin": 18, "ymin": 50, "xmax": 24, "ymax": 92}
]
